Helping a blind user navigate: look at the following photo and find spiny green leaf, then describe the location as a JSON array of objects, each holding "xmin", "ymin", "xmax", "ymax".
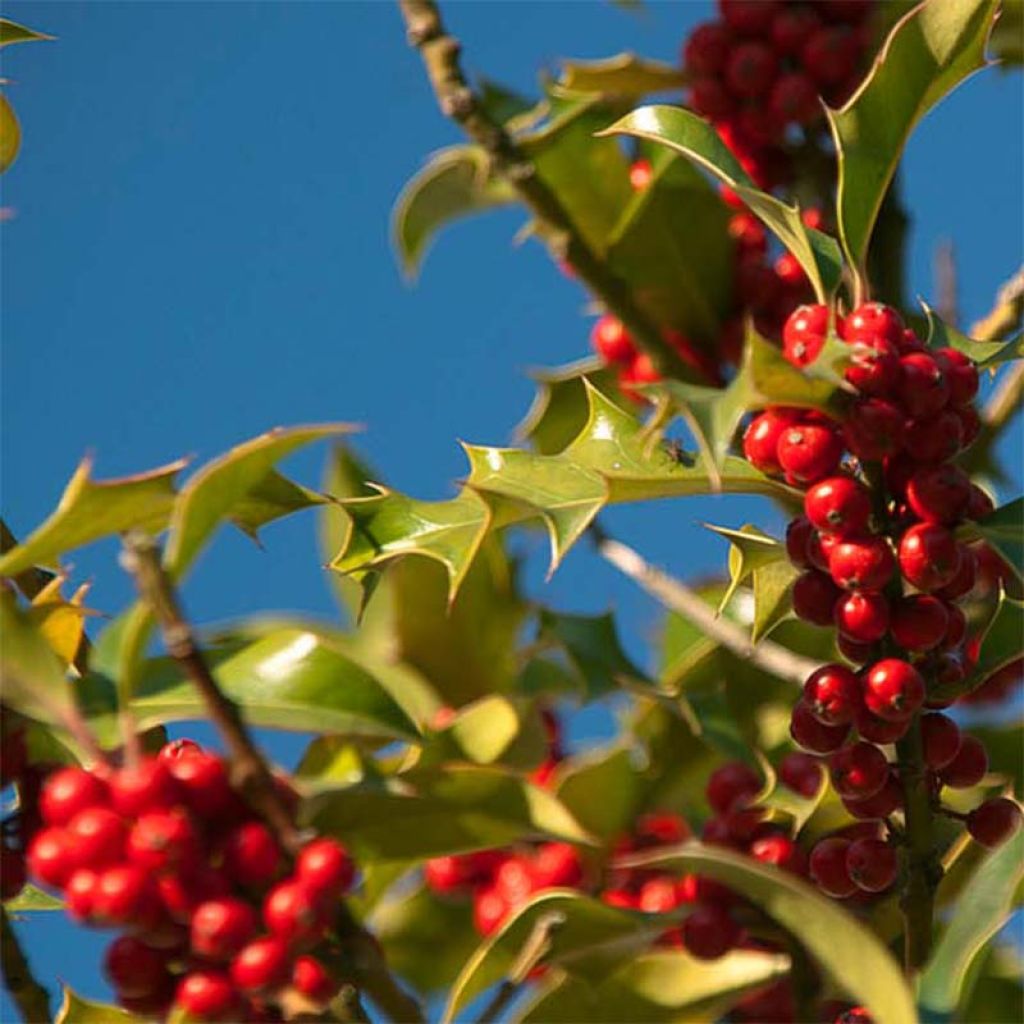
[
  {"xmin": 621, "ymin": 842, "xmax": 916, "ymax": 1024},
  {"xmin": 973, "ymin": 499, "xmax": 1023, "ymax": 583},
  {"xmin": 828, "ymin": 0, "xmax": 999, "ymax": 285},
  {"xmin": 393, "ymin": 145, "xmax": 516, "ymax": 278},
  {"xmin": 3, "ymin": 884, "xmax": 63, "ymax": 912},
  {"xmin": 918, "ymin": 829, "xmax": 1024, "ymax": 1017},
  {"xmin": 227, "ymin": 469, "xmax": 327, "ymax": 543},
  {"xmin": 924, "ymin": 303, "xmax": 1022, "ymax": 368},
  {"xmin": 0, "ymin": 94, "xmax": 20, "ymax": 174},
  {"xmin": 303, "ymin": 765, "xmax": 594, "ymax": 863},
  {"xmin": 0, "ymin": 18, "xmax": 53, "ymax": 46},
  {"xmin": 599, "ymin": 105, "xmax": 843, "ymax": 301},
  {"xmin": 421, "ymin": 695, "xmax": 548, "ymax": 771},
  {"xmin": 559, "ymin": 52, "xmax": 687, "ymax": 97},
  {"xmin": 703, "ymin": 523, "xmax": 784, "ymax": 612},
  {"xmin": 555, "ymin": 746, "xmax": 645, "ymax": 842},
  {"xmin": 0, "ymin": 457, "xmax": 188, "ymax": 577},
  {"xmin": 56, "ymin": 989, "xmax": 141, "ymax": 1024},
  {"xmin": 752, "ymin": 560, "xmax": 800, "ymax": 643},
  {"xmin": 989, "ymin": 0, "xmax": 1024, "ymax": 66},
  {"xmin": 330, "ymin": 385, "xmax": 793, "ymax": 601}
]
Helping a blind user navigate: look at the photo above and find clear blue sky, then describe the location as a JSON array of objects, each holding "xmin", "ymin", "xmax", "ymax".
[{"xmin": 2, "ymin": 1, "xmax": 1021, "ymax": 1013}]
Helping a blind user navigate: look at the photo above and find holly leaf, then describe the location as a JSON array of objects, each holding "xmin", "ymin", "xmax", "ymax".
[
  {"xmin": 3, "ymin": 884, "xmax": 63, "ymax": 912},
  {"xmin": 227, "ymin": 469, "xmax": 327, "ymax": 544},
  {"xmin": 703, "ymin": 523, "xmax": 785, "ymax": 612},
  {"xmin": 971, "ymin": 499, "xmax": 1023, "ymax": 582},
  {"xmin": 0, "ymin": 18, "xmax": 54, "ymax": 46},
  {"xmin": 751, "ymin": 559, "xmax": 801, "ymax": 643},
  {"xmin": 0, "ymin": 457, "xmax": 188, "ymax": 577},
  {"xmin": 559, "ymin": 52, "xmax": 687, "ymax": 98},
  {"xmin": 421, "ymin": 695, "xmax": 548, "ymax": 771},
  {"xmin": 0, "ymin": 94, "xmax": 20, "ymax": 173},
  {"xmin": 918, "ymin": 829, "xmax": 1024, "ymax": 1018},
  {"xmin": 554, "ymin": 746, "xmax": 645, "ymax": 842},
  {"xmin": 620, "ymin": 842, "xmax": 917, "ymax": 1024},
  {"xmin": 55, "ymin": 989, "xmax": 140, "ymax": 1024},
  {"xmin": 828, "ymin": 0, "xmax": 999, "ymax": 284},
  {"xmin": 944, "ymin": 591, "xmax": 1024, "ymax": 701},
  {"xmin": 599, "ymin": 105, "xmax": 843, "ymax": 302},
  {"xmin": 393, "ymin": 145, "xmax": 516, "ymax": 278},
  {"xmin": 924, "ymin": 303, "xmax": 1022, "ymax": 369}
]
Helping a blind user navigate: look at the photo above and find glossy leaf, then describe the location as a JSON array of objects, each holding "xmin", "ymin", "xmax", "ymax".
[
  {"xmin": 918, "ymin": 829, "xmax": 1024, "ymax": 1018},
  {"xmin": 704, "ymin": 522, "xmax": 785, "ymax": 612},
  {"xmin": 331, "ymin": 385, "xmax": 792, "ymax": 601},
  {"xmin": 393, "ymin": 145, "xmax": 516, "ymax": 277},
  {"xmin": 27, "ymin": 579, "xmax": 93, "ymax": 668},
  {"xmin": 0, "ymin": 18, "xmax": 54, "ymax": 46},
  {"xmin": 600, "ymin": 106, "xmax": 843, "ymax": 301},
  {"xmin": 0, "ymin": 456, "xmax": 188, "ymax": 577},
  {"xmin": 559, "ymin": 52, "xmax": 686, "ymax": 97},
  {"xmin": 56, "ymin": 989, "xmax": 140, "ymax": 1024},
  {"xmin": 423, "ymin": 695, "xmax": 548, "ymax": 771},
  {"xmin": 4, "ymin": 884, "xmax": 63, "ymax": 912},
  {"xmin": 828, "ymin": 0, "xmax": 998, "ymax": 281},
  {"xmin": 555, "ymin": 746, "xmax": 644, "ymax": 842},
  {"xmin": 621, "ymin": 842, "xmax": 916, "ymax": 1024},
  {"xmin": 751, "ymin": 560, "xmax": 800, "ymax": 643},
  {"xmin": 303, "ymin": 765, "xmax": 593, "ymax": 862},
  {"xmin": 924, "ymin": 303, "xmax": 1023, "ymax": 369},
  {"xmin": 0, "ymin": 94, "xmax": 20, "ymax": 173},
  {"xmin": 443, "ymin": 890, "xmax": 666, "ymax": 1023},
  {"xmin": 961, "ymin": 592, "xmax": 1024, "ymax": 694},
  {"xmin": 228, "ymin": 469, "xmax": 327, "ymax": 543}
]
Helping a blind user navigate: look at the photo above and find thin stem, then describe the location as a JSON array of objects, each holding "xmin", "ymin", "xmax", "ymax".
[
  {"xmin": 396, "ymin": 0, "xmax": 705, "ymax": 384},
  {"xmin": 593, "ymin": 530, "xmax": 822, "ymax": 686},
  {"xmin": 969, "ymin": 265, "xmax": 1024, "ymax": 341},
  {"xmin": 0, "ymin": 907, "xmax": 51, "ymax": 1024}
]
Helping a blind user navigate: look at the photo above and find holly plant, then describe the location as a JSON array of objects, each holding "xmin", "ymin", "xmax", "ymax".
[{"xmin": 2, "ymin": 2, "xmax": 1023, "ymax": 1024}]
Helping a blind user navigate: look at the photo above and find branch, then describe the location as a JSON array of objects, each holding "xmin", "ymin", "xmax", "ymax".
[
  {"xmin": 934, "ymin": 239, "xmax": 958, "ymax": 327},
  {"xmin": 969, "ymin": 265, "xmax": 1024, "ymax": 342},
  {"xmin": 396, "ymin": 0, "xmax": 705, "ymax": 383},
  {"xmin": 982, "ymin": 360, "xmax": 1023, "ymax": 435},
  {"xmin": 593, "ymin": 531, "xmax": 821, "ymax": 686},
  {"xmin": 1, "ymin": 907, "xmax": 51, "ymax": 1024}
]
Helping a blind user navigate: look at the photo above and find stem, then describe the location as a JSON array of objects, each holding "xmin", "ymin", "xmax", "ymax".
[
  {"xmin": 396, "ymin": 0, "xmax": 705, "ymax": 384},
  {"xmin": 982, "ymin": 360, "xmax": 1024, "ymax": 434},
  {"xmin": 593, "ymin": 530, "xmax": 822, "ymax": 686},
  {"xmin": 934, "ymin": 239, "xmax": 958, "ymax": 327},
  {"xmin": 969, "ymin": 265, "xmax": 1024, "ymax": 341},
  {"xmin": 0, "ymin": 907, "xmax": 51, "ymax": 1024}
]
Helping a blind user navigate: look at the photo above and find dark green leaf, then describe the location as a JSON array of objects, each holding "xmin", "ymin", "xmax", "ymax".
[
  {"xmin": 989, "ymin": 0, "xmax": 1023, "ymax": 66},
  {"xmin": 937, "ymin": 591, "xmax": 1023, "ymax": 701},
  {"xmin": 0, "ymin": 94, "xmax": 20, "ymax": 174},
  {"xmin": 972, "ymin": 499, "xmax": 1023, "ymax": 582},
  {"xmin": 559, "ymin": 53, "xmax": 686, "ymax": 97},
  {"xmin": 924, "ymin": 304, "xmax": 1022, "ymax": 369}
]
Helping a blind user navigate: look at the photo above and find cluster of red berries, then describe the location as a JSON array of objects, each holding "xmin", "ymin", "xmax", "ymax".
[
  {"xmin": 741, "ymin": 300, "xmax": 1021, "ymax": 898},
  {"xmin": 22, "ymin": 739, "xmax": 355, "ymax": 1022}
]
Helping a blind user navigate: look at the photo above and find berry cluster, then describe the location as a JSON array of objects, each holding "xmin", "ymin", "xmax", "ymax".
[
  {"xmin": 740, "ymin": 300, "xmax": 1021, "ymax": 898},
  {"xmin": 22, "ymin": 739, "xmax": 355, "ymax": 1022}
]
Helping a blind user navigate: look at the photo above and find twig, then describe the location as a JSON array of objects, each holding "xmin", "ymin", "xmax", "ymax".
[
  {"xmin": 396, "ymin": 0, "xmax": 704, "ymax": 383},
  {"xmin": 478, "ymin": 911, "xmax": 566, "ymax": 1024},
  {"xmin": 1, "ymin": 907, "xmax": 51, "ymax": 1024},
  {"xmin": 982, "ymin": 360, "xmax": 1024, "ymax": 434},
  {"xmin": 969, "ymin": 265, "xmax": 1024, "ymax": 341},
  {"xmin": 593, "ymin": 531, "xmax": 821, "ymax": 686},
  {"xmin": 934, "ymin": 239, "xmax": 958, "ymax": 327}
]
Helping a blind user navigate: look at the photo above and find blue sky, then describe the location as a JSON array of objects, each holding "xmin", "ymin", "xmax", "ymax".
[{"xmin": 2, "ymin": 1, "xmax": 1022, "ymax": 1013}]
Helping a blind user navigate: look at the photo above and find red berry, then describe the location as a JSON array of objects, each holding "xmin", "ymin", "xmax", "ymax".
[
  {"xmin": 191, "ymin": 899, "xmax": 258, "ymax": 961},
  {"xmin": 127, "ymin": 809, "xmax": 202, "ymax": 873},
  {"xmin": 842, "ymin": 303, "xmax": 904, "ymax": 346},
  {"xmin": 684, "ymin": 22, "xmax": 733, "ymax": 76},
  {"xmin": 726, "ymin": 42, "xmax": 778, "ymax": 96},
  {"xmin": 750, "ymin": 834, "xmax": 807, "ymax": 874},
  {"xmin": 778, "ymin": 752, "xmax": 822, "ymax": 797},
  {"xmin": 590, "ymin": 315, "xmax": 635, "ymax": 365},
  {"xmin": 777, "ymin": 424, "xmax": 843, "ymax": 484},
  {"xmin": 221, "ymin": 821, "xmax": 282, "ymax": 887},
  {"xmin": 167, "ymin": 753, "xmax": 235, "ymax": 818},
  {"xmin": 966, "ymin": 484, "xmax": 994, "ymax": 522},
  {"xmin": 807, "ymin": 529, "xmax": 840, "ymax": 572},
  {"xmin": 898, "ymin": 352, "xmax": 950, "ymax": 418},
  {"xmin": 64, "ymin": 868, "xmax": 100, "ymax": 921},
  {"xmin": 809, "ymin": 837, "xmax": 857, "ymax": 897},
  {"xmin": 939, "ymin": 735, "xmax": 987, "ymax": 788},
  {"xmin": 890, "ymin": 595, "xmax": 949, "ymax": 652},
  {"xmin": 706, "ymin": 761, "xmax": 761, "ymax": 815},
  {"xmin": 782, "ymin": 305, "xmax": 829, "ymax": 367},
  {"xmin": 802, "ymin": 26, "xmax": 858, "ymax": 85},
  {"xmin": 967, "ymin": 798, "xmax": 1023, "ymax": 848},
  {"xmin": 805, "ymin": 477, "xmax": 871, "ymax": 537},
  {"xmin": 938, "ymin": 549, "xmax": 977, "ymax": 603},
  {"xmin": 803, "ymin": 664, "xmax": 861, "ymax": 726},
  {"xmin": 292, "ymin": 954, "xmax": 339, "ymax": 1004},
  {"xmin": 770, "ymin": 71, "xmax": 821, "ymax": 124},
  {"xmin": 158, "ymin": 738, "xmax": 202, "ymax": 762},
  {"xmin": 829, "ymin": 743, "xmax": 889, "ymax": 800},
  {"xmin": 729, "ymin": 212, "xmax": 767, "ymax": 257},
  {"xmin": 843, "ymin": 398, "xmax": 904, "ymax": 461},
  {"xmin": 690, "ymin": 77, "xmax": 737, "ymax": 120},
  {"xmin": 26, "ymin": 827, "xmax": 77, "ymax": 889},
  {"xmin": 40, "ymin": 767, "xmax": 109, "ymax": 827},
  {"xmin": 855, "ymin": 707, "xmax": 909, "ymax": 745},
  {"xmin": 473, "ymin": 885, "xmax": 509, "ymax": 936},
  {"xmin": 109, "ymin": 758, "xmax": 181, "ymax": 817},
  {"xmin": 940, "ymin": 604, "xmax": 967, "ymax": 650},
  {"xmin": 67, "ymin": 807, "xmax": 127, "ymax": 870},
  {"xmin": 837, "ymin": 633, "xmax": 878, "ymax": 666},
  {"xmin": 771, "ymin": 5, "xmax": 821, "ymax": 54},
  {"xmin": 920, "ymin": 713, "xmax": 961, "ymax": 770},
  {"xmin": 899, "ymin": 524, "xmax": 961, "ymax": 592},
  {"xmin": 904, "ymin": 411, "xmax": 964, "ymax": 464},
  {"xmin": 682, "ymin": 904, "xmax": 741, "ymax": 960},
  {"xmin": 846, "ymin": 838, "xmax": 897, "ymax": 892},
  {"xmin": 935, "ymin": 347, "xmax": 979, "ymax": 406},
  {"xmin": 175, "ymin": 970, "xmax": 240, "ymax": 1021},
  {"xmin": 104, "ymin": 936, "xmax": 169, "ymax": 998},
  {"xmin": 790, "ymin": 701, "xmax": 850, "ymax": 753},
  {"xmin": 785, "ymin": 516, "xmax": 815, "ymax": 568},
  {"xmin": 834, "ymin": 592, "xmax": 889, "ymax": 644},
  {"xmin": 845, "ymin": 338, "xmax": 901, "ymax": 397},
  {"xmin": 843, "ymin": 772, "xmax": 903, "ymax": 820},
  {"xmin": 532, "ymin": 842, "xmax": 583, "ymax": 890},
  {"xmin": 719, "ymin": 0, "xmax": 779, "ymax": 37},
  {"xmin": 638, "ymin": 876, "xmax": 685, "ymax": 913},
  {"xmin": 793, "ymin": 570, "xmax": 842, "ymax": 626},
  {"xmin": 263, "ymin": 880, "xmax": 326, "ymax": 947},
  {"xmin": 774, "ymin": 251, "xmax": 807, "ymax": 288},
  {"xmin": 231, "ymin": 936, "xmax": 291, "ymax": 993},
  {"xmin": 864, "ymin": 659, "xmax": 925, "ymax": 721},
  {"xmin": 743, "ymin": 409, "xmax": 798, "ymax": 475},
  {"xmin": 157, "ymin": 865, "xmax": 230, "ymax": 923},
  {"xmin": 93, "ymin": 864, "xmax": 161, "ymax": 927},
  {"xmin": 628, "ymin": 159, "xmax": 652, "ymax": 191},
  {"xmin": 829, "ymin": 537, "xmax": 896, "ymax": 592},
  {"xmin": 296, "ymin": 837, "xmax": 355, "ymax": 898}
]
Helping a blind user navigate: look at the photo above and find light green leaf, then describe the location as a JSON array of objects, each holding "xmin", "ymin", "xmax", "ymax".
[
  {"xmin": 393, "ymin": 145, "xmax": 517, "ymax": 278},
  {"xmin": 4, "ymin": 884, "xmax": 63, "ymax": 912},
  {"xmin": 0, "ymin": 18, "xmax": 54, "ymax": 46},
  {"xmin": 828, "ymin": 0, "xmax": 998, "ymax": 284},
  {"xmin": 303, "ymin": 765, "xmax": 594, "ymax": 863},
  {"xmin": 443, "ymin": 890, "xmax": 666, "ymax": 1023},
  {"xmin": 599, "ymin": 105, "xmax": 843, "ymax": 301},
  {"xmin": 555, "ymin": 746, "xmax": 644, "ymax": 842},
  {"xmin": 559, "ymin": 52, "xmax": 687, "ymax": 97},
  {"xmin": 0, "ymin": 457, "xmax": 188, "ymax": 577},
  {"xmin": 0, "ymin": 93, "xmax": 20, "ymax": 173},
  {"xmin": 924, "ymin": 303, "xmax": 1022, "ymax": 368},
  {"xmin": 423, "ymin": 695, "xmax": 548, "ymax": 771},
  {"xmin": 227, "ymin": 469, "xmax": 327, "ymax": 543},
  {"xmin": 752, "ymin": 559, "xmax": 800, "ymax": 643},
  {"xmin": 622, "ymin": 842, "xmax": 916, "ymax": 1024},
  {"xmin": 918, "ymin": 829, "xmax": 1024, "ymax": 1017},
  {"xmin": 56, "ymin": 989, "xmax": 141, "ymax": 1024},
  {"xmin": 703, "ymin": 522, "xmax": 785, "ymax": 613}
]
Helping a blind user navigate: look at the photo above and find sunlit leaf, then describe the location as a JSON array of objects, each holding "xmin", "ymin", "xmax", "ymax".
[
  {"xmin": 923, "ymin": 303, "xmax": 1022, "ymax": 369},
  {"xmin": 828, "ymin": 0, "xmax": 998, "ymax": 284},
  {"xmin": 422, "ymin": 695, "xmax": 548, "ymax": 771},
  {"xmin": 228, "ymin": 469, "xmax": 327, "ymax": 543},
  {"xmin": 555, "ymin": 746, "xmax": 644, "ymax": 843},
  {"xmin": 56, "ymin": 989, "xmax": 140, "ymax": 1024},
  {"xmin": 703, "ymin": 522, "xmax": 784, "ymax": 612},
  {"xmin": 0, "ymin": 18, "xmax": 54, "ymax": 46},
  {"xmin": 751, "ymin": 560, "xmax": 800, "ymax": 643},
  {"xmin": 3, "ymin": 884, "xmax": 63, "ymax": 912},
  {"xmin": 559, "ymin": 53, "xmax": 686, "ymax": 97},
  {"xmin": 0, "ymin": 94, "xmax": 20, "ymax": 173}
]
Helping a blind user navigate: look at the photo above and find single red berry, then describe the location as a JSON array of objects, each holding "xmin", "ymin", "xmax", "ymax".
[
  {"xmin": 750, "ymin": 834, "xmax": 807, "ymax": 874},
  {"xmin": 843, "ymin": 398, "xmax": 904, "ymax": 461},
  {"xmin": 778, "ymin": 752, "xmax": 822, "ymax": 797},
  {"xmin": 938, "ymin": 735, "xmax": 987, "ymax": 788},
  {"xmin": 966, "ymin": 484, "xmax": 994, "ymax": 522},
  {"xmin": 774, "ymin": 251, "xmax": 807, "ymax": 288},
  {"xmin": 634, "ymin": 812, "xmax": 689, "ymax": 847},
  {"xmin": 855, "ymin": 707, "xmax": 909, "ymax": 745},
  {"xmin": 157, "ymin": 865, "xmax": 230, "ymax": 924},
  {"xmin": 802, "ymin": 26, "xmax": 858, "ymax": 85},
  {"xmin": 175, "ymin": 970, "xmax": 240, "ymax": 1021},
  {"xmin": 804, "ymin": 476, "xmax": 871, "ymax": 537},
  {"xmin": 67, "ymin": 807, "xmax": 127, "ymax": 870},
  {"xmin": 39, "ymin": 767, "xmax": 109, "ymax": 827},
  {"xmin": 127, "ymin": 809, "xmax": 202, "ymax": 873},
  {"xmin": 109, "ymin": 758, "xmax": 181, "ymax": 817},
  {"xmin": 835, "ymin": 592, "xmax": 889, "ymax": 643},
  {"xmin": 706, "ymin": 761, "xmax": 761, "ymax": 815},
  {"xmin": 890, "ymin": 595, "xmax": 949, "ymax": 652},
  {"xmin": 923, "ymin": 650, "xmax": 967, "ymax": 700},
  {"xmin": 898, "ymin": 352, "xmax": 950, "ymax": 418},
  {"xmin": 789, "ymin": 700, "xmax": 850, "ymax": 753},
  {"xmin": 809, "ymin": 837, "xmax": 857, "ymax": 897},
  {"xmin": 638, "ymin": 876, "xmax": 685, "ymax": 913},
  {"xmin": 221, "ymin": 821, "xmax": 282, "ymax": 887},
  {"xmin": 292, "ymin": 954, "xmax": 339, "ymax": 1004},
  {"xmin": 843, "ymin": 772, "xmax": 903, "ymax": 820},
  {"xmin": 793, "ymin": 570, "xmax": 842, "ymax": 626},
  {"xmin": 690, "ymin": 77, "xmax": 737, "ymax": 120},
  {"xmin": 935, "ymin": 347, "xmax": 979, "ymax": 406},
  {"xmin": 590, "ymin": 315, "xmax": 635, "ymax": 365},
  {"xmin": 473, "ymin": 885, "xmax": 509, "ymax": 936},
  {"xmin": 167, "ymin": 752, "xmax": 235, "ymax": 818},
  {"xmin": 104, "ymin": 936, "xmax": 169, "ymax": 998},
  {"xmin": 829, "ymin": 537, "xmax": 896, "ymax": 592},
  {"xmin": 782, "ymin": 304, "xmax": 828, "ymax": 367},
  {"xmin": 158, "ymin": 738, "xmax": 202, "ymax": 762},
  {"xmin": 231, "ymin": 936, "xmax": 291, "ymax": 993},
  {"xmin": 296, "ymin": 837, "xmax": 355, "ymax": 898},
  {"xmin": 628, "ymin": 158, "xmax": 652, "ymax": 191},
  {"xmin": 742, "ymin": 409, "xmax": 799, "ymax": 475},
  {"xmin": 899, "ymin": 524, "xmax": 961, "ymax": 592},
  {"xmin": 729, "ymin": 212, "xmax": 767, "ymax": 257},
  {"xmin": 846, "ymin": 838, "xmax": 897, "ymax": 892},
  {"xmin": 864, "ymin": 659, "xmax": 925, "ymax": 721},
  {"xmin": 806, "ymin": 529, "xmax": 841, "ymax": 572},
  {"xmin": 844, "ymin": 337, "xmax": 901, "ymax": 399},
  {"xmin": 837, "ymin": 633, "xmax": 878, "ymax": 666},
  {"xmin": 771, "ymin": 4, "xmax": 821, "ymax": 53},
  {"xmin": 938, "ymin": 547, "xmax": 977, "ymax": 601},
  {"xmin": 532, "ymin": 842, "xmax": 583, "ymax": 890},
  {"xmin": 263, "ymin": 880, "xmax": 326, "ymax": 947},
  {"xmin": 64, "ymin": 868, "xmax": 100, "ymax": 921},
  {"xmin": 26, "ymin": 827, "xmax": 77, "ymax": 889},
  {"xmin": 620, "ymin": 352, "xmax": 661, "ymax": 398},
  {"xmin": 682, "ymin": 904, "xmax": 741, "ymax": 960},
  {"xmin": 956, "ymin": 406, "xmax": 982, "ymax": 450},
  {"xmin": 785, "ymin": 516, "xmax": 815, "ymax": 568},
  {"xmin": 92, "ymin": 864, "xmax": 161, "ymax": 927},
  {"xmin": 829, "ymin": 743, "xmax": 889, "ymax": 801},
  {"xmin": 967, "ymin": 798, "xmax": 1023, "ymax": 848},
  {"xmin": 920, "ymin": 713, "xmax": 961, "ymax": 770},
  {"xmin": 776, "ymin": 423, "xmax": 843, "ymax": 484},
  {"xmin": 719, "ymin": 1, "xmax": 780, "ymax": 37},
  {"xmin": 842, "ymin": 303, "xmax": 904, "ymax": 346},
  {"xmin": 940, "ymin": 603, "xmax": 967, "ymax": 650},
  {"xmin": 770, "ymin": 71, "xmax": 821, "ymax": 125},
  {"xmin": 903, "ymin": 411, "xmax": 964, "ymax": 464},
  {"xmin": 683, "ymin": 21, "xmax": 733, "ymax": 76},
  {"xmin": 191, "ymin": 899, "xmax": 258, "ymax": 962},
  {"xmin": 803, "ymin": 664, "xmax": 861, "ymax": 726}
]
